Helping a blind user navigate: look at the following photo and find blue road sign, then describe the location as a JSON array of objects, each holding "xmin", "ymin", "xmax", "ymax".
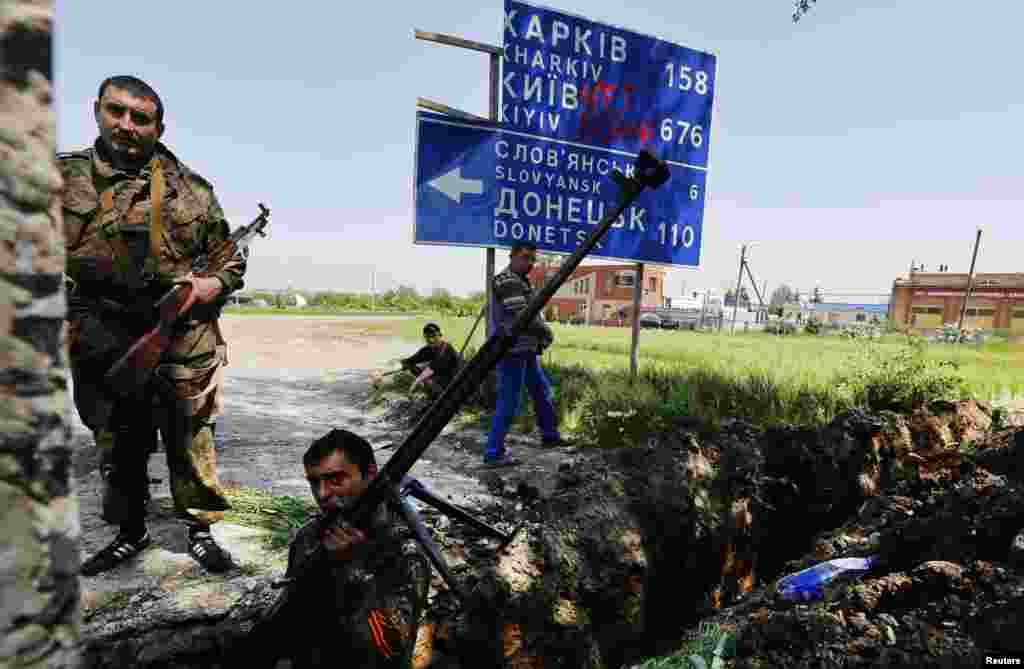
[
  {"xmin": 503, "ymin": 0, "xmax": 716, "ymax": 169},
  {"xmin": 414, "ymin": 111, "xmax": 706, "ymax": 268}
]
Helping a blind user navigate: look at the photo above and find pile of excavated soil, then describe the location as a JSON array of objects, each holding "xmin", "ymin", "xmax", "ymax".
[{"xmin": 672, "ymin": 408, "xmax": 1024, "ymax": 669}]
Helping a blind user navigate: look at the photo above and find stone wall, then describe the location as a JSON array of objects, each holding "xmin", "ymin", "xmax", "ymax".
[{"xmin": 0, "ymin": 1, "xmax": 81, "ymax": 667}]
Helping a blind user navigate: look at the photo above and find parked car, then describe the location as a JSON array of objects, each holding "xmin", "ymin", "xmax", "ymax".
[
  {"xmin": 660, "ymin": 315, "xmax": 681, "ymax": 329},
  {"xmin": 639, "ymin": 313, "xmax": 662, "ymax": 329}
]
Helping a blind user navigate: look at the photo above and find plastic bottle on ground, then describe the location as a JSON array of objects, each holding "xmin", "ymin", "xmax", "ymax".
[{"xmin": 776, "ymin": 555, "xmax": 878, "ymax": 602}]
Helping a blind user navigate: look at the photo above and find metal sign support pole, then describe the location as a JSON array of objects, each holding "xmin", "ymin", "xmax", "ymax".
[
  {"xmin": 414, "ymin": 29, "xmax": 502, "ymax": 338},
  {"xmin": 630, "ymin": 262, "xmax": 645, "ymax": 378},
  {"xmin": 486, "ymin": 50, "xmax": 500, "ymax": 338}
]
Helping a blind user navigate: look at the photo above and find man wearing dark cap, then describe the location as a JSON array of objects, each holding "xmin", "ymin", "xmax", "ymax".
[{"xmin": 398, "ymin": 323, "xmax": 461, "ymax": 395}]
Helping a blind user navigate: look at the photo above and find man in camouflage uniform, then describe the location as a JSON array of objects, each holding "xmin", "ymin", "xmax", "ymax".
[
  {"xmin": 59, "ymin": 75, "xmax": 245, "ymax": 575},
  {"xmin": 243, "ymin": 429, "xmax": 431, "ymax": 668}
]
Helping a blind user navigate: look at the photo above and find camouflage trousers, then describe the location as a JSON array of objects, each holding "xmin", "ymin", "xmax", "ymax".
[
  {"xmin": 69, "ymin": 315, "xmax": 231, "ymax": 525},
  {"xmin": 92, "ymin": 411, "xmax": 227, "ymax": 526}
]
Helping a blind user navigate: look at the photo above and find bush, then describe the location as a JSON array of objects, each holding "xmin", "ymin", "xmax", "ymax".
[
  {"xmin": 578, "ymin": 371, "xmax": 669, "ymax": 447},
  {"xmin": 804, "ymin": 317, "xmax": 822, "ymax": 335},
  {"xmin": 837, "ymin": 337, "xmax": 968, "ymax": 412}
]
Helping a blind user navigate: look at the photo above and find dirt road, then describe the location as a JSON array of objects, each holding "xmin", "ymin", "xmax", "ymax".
[{"xmin": 73, "ymin": 314, "xmax": 576, "ymax": 563}]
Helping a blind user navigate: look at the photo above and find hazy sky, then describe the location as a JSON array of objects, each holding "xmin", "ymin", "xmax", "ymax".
[{"xmin": 55, "ymin": 1, "xmax": 1024, "ymax": 301}]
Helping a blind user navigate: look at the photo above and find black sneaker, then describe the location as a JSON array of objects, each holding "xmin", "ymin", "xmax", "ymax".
[
  {"xmin": 81, "ymin": 531, "xmax": 152, "ymax": 576},
  {"xmin": 188, "ymin": 529, "xmax": 235, "ymax": 573}
]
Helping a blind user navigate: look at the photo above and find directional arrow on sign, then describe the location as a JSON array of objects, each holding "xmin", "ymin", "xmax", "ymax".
[{"xmin": 428, "ymin": 166, "xmax": 483, "ymax": 204}]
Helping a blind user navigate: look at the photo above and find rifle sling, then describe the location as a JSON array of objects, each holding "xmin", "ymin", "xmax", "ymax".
[
  {"xmin": 145, "ymin": 158, "xmax": 165, "ymax": 277},
  {"xmin": 97, "ymin": 158, "xmax": 165, "ymax": 281}
]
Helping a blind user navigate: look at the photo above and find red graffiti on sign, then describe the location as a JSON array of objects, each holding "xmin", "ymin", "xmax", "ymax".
[{"xmin": 577, "ymin": 80, "xmax": 655, "ymax": 146}]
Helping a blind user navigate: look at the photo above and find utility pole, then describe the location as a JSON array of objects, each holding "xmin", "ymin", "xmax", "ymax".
[
  {"xmin": 762, "ymin": 280, "xmax": 768, "ymax": 322},
  {"xmin": 730, "ymin": 244, "xmax": 747, "ymax": 334},
  {"xmin": 956, "ymin": 228, "xmax": 983, "ymax": 336}
]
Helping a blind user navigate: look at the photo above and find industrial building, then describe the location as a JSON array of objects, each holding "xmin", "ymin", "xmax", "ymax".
[{"xmin": 889, "ymin": 271, "xmax": 1024, "ymax": 333}]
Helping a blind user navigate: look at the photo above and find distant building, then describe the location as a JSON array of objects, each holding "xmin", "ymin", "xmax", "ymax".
[
  {"xmin": 667, "ymin": 295, "xmax": 703, "ymax": 310},
  {"xmin": 807, "ymin": 302, "xmax": 890, "ymax": 325},
  {"xmin": 890, "ymin": 271, "xmax": 1024, "ymax": 332},
  {"xmin": 529, "ymin": 262, "xmax": 666, "ymax": 325}
]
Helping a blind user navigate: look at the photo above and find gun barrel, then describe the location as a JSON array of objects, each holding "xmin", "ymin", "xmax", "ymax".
[{"xmin": 339, "ymin": 151, "xmax": 670, "ymax": 532}]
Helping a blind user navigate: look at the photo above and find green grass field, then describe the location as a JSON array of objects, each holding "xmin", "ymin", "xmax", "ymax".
[
  {"xmin": 395, "ymin": 315, "xmax": 1023, "ymax": 438},
  {"xmin": 225, "ymin": 308, "xmax": 1022, "ymax": 437},
  {"xmin": 392, "ymin": 315, "xmax": 1024, "ymax": 402}
]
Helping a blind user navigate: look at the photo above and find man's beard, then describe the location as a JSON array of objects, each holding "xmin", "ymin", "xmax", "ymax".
[{"xmin": 101, "ymin": 132, "xmax": 153, "ymax": 168}]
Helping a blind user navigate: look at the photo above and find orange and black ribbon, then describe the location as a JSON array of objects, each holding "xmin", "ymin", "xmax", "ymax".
[{"xmin": 367, "ymin": 609, "xmax": 395, "ymax": 659}]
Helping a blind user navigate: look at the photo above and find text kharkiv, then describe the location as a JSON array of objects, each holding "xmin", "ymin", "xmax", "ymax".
[{"xmin": 503, "ymin": 0, "xmax": 716, "ymax": 168}]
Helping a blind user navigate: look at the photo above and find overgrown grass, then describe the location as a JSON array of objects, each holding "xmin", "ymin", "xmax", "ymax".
[
  {"xmin": 371, "ymin": 316, "xmax": 1023, "ymax": 444},
  {"xmin": 158, "ymin": 484, "xmax": 316, "ymax": 550},
  {"xmin": 634, "ymin": 622, "xmax": 736, "ymax": 669}
]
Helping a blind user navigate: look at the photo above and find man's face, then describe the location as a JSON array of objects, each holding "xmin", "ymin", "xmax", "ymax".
[
  {"xmin": 94, "ymin": 85, "xmax": 163, "ymax": 165},
  {"xmin": 426, "ymin": 333, "xmax": 445, "ymax": 350},
  {"xmin": 510, "ymin": 248, "xmax": 537, "ymax": 275},
  {"xmin": 305, "ymin": 450, "xmax": 370, "ymax": 514}
]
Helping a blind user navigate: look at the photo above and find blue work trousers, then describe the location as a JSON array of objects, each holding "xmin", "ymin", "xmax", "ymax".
[{"xmin": 485, "ymin": 354, "xmax": 560, "ymax": 460}]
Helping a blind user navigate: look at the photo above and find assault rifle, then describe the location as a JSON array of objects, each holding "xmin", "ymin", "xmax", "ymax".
[
  {"xmin": 268, "ymin": 151, "xmax": 670, "ymax": 600},
  {"xmin": 102, "ymin": 203, "xmax": 271, "ymax": 397}
]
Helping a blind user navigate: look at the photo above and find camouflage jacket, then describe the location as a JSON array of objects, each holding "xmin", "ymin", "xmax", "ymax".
[
  {"xmin": 58, "ymin": 141, "xmax": 246, "ymax": 302},
  {"xmin": 488, "ymin": 266, "xmax": 553, "ymax": 356},
  {"xmin": 250, "ymin": 503, "xmax": 431, "ymax": 669}
]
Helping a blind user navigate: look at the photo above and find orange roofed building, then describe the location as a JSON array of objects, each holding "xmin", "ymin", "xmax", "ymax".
[{"xmin": 527, "ymin": 260, "xmax": 666, "ymax": 326}]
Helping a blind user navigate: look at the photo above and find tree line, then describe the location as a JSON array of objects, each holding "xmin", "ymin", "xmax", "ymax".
[{"xmin": 238, "ymin": 286, "xmax": 487, "ymax": 317}]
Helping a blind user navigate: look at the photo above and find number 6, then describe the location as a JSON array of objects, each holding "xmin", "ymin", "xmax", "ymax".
[{"xmin": 660, "ymin": 118, "xmax": 673, "ymax": 142}]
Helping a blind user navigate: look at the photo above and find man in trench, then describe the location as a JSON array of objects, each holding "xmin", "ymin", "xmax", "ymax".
[
  {"xmin": 60, "ymin": 75, "xmax": 244, "ymax": 575},
  {"xmin": 241, "ymin": 428, "xmax": 431, "ymax": 668}
]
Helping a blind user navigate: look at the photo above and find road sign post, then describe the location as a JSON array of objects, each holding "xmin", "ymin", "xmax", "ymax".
[
  {"xmin": 414, "ymin": 111, "xmax": 706, "ymax": 267},
  {"xmin": 629, "ymin": 262, "xmax": 643, "ymax": 377},
  {"xmin": 499, "ymin": 1, "xmax": 716, "ymax": 372},
  {"xmin": 414, "ymin": 30, "xmax": 504, "ymax": 338},
  {"xmin": 414, "ymin": 3, "xmax": 717, "ymax": 376}
]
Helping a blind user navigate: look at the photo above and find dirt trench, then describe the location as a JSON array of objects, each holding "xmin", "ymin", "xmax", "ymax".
[{"xmin": 74, "ymin": 317, "xmax": 1024, "ymax": 668}]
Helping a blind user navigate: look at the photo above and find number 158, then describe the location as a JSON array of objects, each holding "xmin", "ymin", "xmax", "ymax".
[{"xmin": 664, "ymin": 62, "xmax": 709, "ymax": 95}]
